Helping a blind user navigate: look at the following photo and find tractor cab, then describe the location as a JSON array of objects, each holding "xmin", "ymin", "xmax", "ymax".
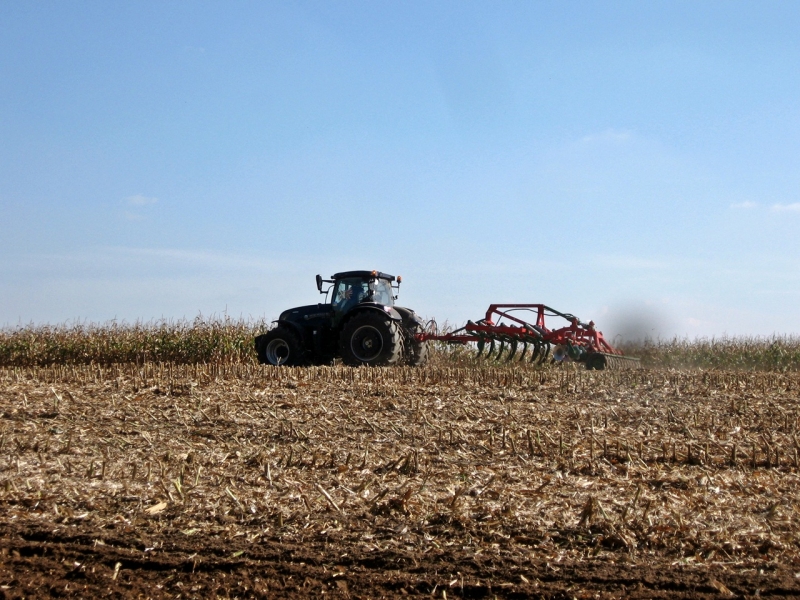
[
  {"xmin": 329, "ymin": 273, "xmax": 394, "ymax": 309},
  {"xmin": 319, "ymin": 270, "xmax": 398, "ymax": 325}
]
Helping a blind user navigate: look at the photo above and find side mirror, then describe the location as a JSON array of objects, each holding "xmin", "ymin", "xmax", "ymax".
[{"xmin": 316, "ymin": 274, "xmax": 323, "ymax": 292}]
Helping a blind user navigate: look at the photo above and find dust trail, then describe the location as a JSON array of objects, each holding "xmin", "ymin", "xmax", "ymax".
[{"xmin": 606, "ymin": 303, "xmax": 670, "ymax": 343}]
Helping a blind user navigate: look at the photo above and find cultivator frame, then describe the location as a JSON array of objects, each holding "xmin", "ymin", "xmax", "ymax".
[{"xmin": 418, "ymin": 304, "xmax": 639, "ymax": 370}]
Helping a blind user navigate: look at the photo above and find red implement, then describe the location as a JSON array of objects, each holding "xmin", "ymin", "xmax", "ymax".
[{"xmin": 418, "ymin": 304, "xmax": 639, "ymax": 370}]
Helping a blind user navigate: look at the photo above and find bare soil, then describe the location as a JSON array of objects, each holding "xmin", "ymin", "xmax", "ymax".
[{"xmin": 1, "ymin": 363, "xmax": 799, "ymax": 598}]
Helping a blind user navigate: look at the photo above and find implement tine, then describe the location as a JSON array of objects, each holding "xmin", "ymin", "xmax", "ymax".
[
  {"xmin": 495, "ymin": 339, "xmax": 507, "ymax": 361},
  {"xmin": 487, "ymin": 338, "xmax": 497, "ymax": 359},
  {"xmin": 517, "ymin": 340, "xmax": 528, "ymax": 361},
  {"xmin": 530, "ymin": 340, "xmax": 541, "ymax": 363},
  {"xmin": 506, "ymin": 338, "xmax": 518, "ymax": 361},
  {"xmin": 538, "ymin": 342, "xmax": 551, "ymax": 364}
]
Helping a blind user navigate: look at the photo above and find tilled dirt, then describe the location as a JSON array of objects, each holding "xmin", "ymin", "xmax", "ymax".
[
  {"xmin": 2, "ymin": 520, "xmax": 799, "ymax": 599},
  {"xmin": 1, "ymin": 363, "xmax": 800, "ymax": 598}
]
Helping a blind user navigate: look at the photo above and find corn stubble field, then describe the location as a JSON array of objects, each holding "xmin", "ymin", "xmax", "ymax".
[{"xmin": 1, "ymin": 324, "xmax": 800, "ymax": 598}]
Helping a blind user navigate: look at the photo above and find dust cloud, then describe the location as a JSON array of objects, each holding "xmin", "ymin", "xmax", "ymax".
[{"xmin": 605, "ymin": 303, "xmax": 672, "ymax": 344}]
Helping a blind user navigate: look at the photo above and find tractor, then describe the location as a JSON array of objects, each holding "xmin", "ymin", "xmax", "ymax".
[{"xmin": 255, "ymin": 270, "xmax": 428, "ymax": 367}]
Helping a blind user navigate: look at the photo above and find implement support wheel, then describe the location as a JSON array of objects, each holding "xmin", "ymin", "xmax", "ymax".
[{"xmin": 586, "ymin": 353, "xmax": 607, "ymax": 371}]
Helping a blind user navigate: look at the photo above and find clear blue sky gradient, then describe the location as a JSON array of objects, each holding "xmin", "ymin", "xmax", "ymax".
[{"xmin": 2, "ymin": 1, "xmax": 799, "ymax": 339}]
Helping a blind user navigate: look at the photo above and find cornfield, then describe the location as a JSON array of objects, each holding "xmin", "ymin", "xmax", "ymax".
[
  {"xmin": 626, "ymin": 336, "xmax": 800, "ymax": 372},
  {"xmin": 0, "ymin": 317, "xmax": 266, "ymax": 367},
  {"xmin": 3, "ymin": 319, "xmax": 800, "ymax": 370}
]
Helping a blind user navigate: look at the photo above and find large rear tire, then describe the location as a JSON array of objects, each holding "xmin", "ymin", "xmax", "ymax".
[
  {"xmin": 339, "ymin": 311, "xmax": 403, "ymax": 366},
  {"xmin": 255, "ymin": 327, "xmax": 304, "ymax": 366},
  {"xmin": 407, "ymin": 336, "xmax": 429, "ymax": 366},
  {"xmin": 398, "ymin": 322, "xmax": 429, "ymax": 366}
]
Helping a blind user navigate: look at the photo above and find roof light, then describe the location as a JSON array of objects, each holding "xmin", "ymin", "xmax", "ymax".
[
  {"xmin": 371, "ymin": 270, "xmax": 377, "ymax": 276},
  {"xmin": 397, "ymin": 276, "xmax": 402, "ymax": 283}
]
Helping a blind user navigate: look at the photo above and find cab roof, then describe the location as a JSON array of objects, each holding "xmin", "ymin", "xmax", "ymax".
[{"xmin": 332, "ymin": 270, "xmax": 395, "ymax": 282}]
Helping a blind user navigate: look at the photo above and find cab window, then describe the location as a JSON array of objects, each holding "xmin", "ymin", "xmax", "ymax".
[
  {"xmin": 332, "ymin": 278, "xmax": 368, "ymax": 311},
  {"xmin": 370, "ymin": 279, "xmax": 394, "ymax": 306}
]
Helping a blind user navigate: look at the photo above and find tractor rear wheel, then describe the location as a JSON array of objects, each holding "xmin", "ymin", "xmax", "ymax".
[
  {"xmin": 400, "ymin": 323, "xmax": 429, "ymax": 366},
  {"xmin": 256, "ymin": 327, "xmax": 304, "ymax": 366},
  {"xmin": 408, "ymin": 337, "xmax": 429, "ymax": 366},
  {"xmin": 340, "ymin": 311, "xmax": 403, "ymax": 366}
]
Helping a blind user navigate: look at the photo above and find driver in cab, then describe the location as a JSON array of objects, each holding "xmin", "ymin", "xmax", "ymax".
[{"xmin": 339, "ymin": 282, "xmax": 365, "ymax": 312}]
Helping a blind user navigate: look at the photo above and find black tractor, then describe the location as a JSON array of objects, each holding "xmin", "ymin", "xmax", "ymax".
[{"xmin": 255, "ymin": 270, "xmax": 429, "ymax": 367}]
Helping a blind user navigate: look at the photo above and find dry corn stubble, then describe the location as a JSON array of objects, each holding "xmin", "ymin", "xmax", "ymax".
[{"xmin": 1, "ymin": 363, "xmax": 800, "ymax": 598}]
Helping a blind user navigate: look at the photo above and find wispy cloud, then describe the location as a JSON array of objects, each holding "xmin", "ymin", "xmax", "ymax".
[
  {"xmin": 730, "ymin": 201, "xmax": 758, "ymax": 209},
  {"xmin": 770, "ymin": 203, "xmax": 800, "ymax": 213},
  {"xmin": 126, "ymin": 194, "xmax": 158, "ymax": 206}
]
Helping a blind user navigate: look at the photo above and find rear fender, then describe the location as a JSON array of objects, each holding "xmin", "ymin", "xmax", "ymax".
[
  {"xmin": 344, "ymin": 304, "xmax": 402, "ymax": 325},
  {"xmin": 393, "ymin": 306, "xmax": 425, "ymax": 331}
]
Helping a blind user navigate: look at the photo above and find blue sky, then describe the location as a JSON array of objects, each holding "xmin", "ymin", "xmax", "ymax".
[{"xmin": 2, "ymin": 1, "xmax": 799, "ymax": 339}]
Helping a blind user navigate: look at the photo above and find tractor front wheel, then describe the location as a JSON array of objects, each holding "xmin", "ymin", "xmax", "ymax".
[
  {"xmin": 340, "ymin": 312, "xmax": 403, "ymax": 366},
  {"xmin": 256, "ymin": 327, "xmax": 304, "ymax": 366}
]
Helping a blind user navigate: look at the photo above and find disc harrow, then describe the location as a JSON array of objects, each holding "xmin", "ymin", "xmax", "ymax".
[{"xmin": 418, "ymin": 304, "xmax": 640, "ymax": 370}]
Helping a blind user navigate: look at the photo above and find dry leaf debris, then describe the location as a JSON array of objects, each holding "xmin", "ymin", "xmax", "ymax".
[{"xmin": 1, "ymin": 363, "xmax": 800, "ymax": 597}]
